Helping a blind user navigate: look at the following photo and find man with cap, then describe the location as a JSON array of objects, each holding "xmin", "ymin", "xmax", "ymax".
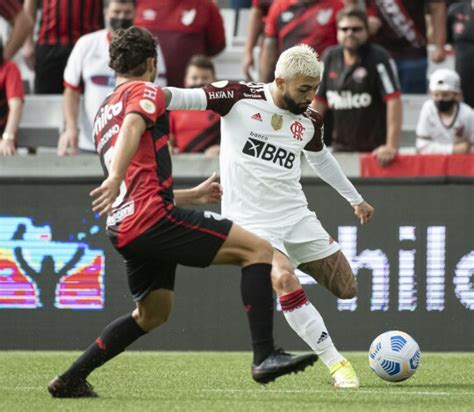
[{"xmin": 416, "ymin": 68, "xmax": 473, "ymax": 154}]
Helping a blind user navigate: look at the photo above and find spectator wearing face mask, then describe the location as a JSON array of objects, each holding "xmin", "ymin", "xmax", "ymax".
[
  {"xmin": 58, "ymin": 0, "xmax": 167, "ymax": 156},
  {"xmin": 416, "ymin": 68, "xmax": 473, "ymax": 154},
  {"xmin": 168, "ymin": 55, "xmax": 220, "ymax": 156}
]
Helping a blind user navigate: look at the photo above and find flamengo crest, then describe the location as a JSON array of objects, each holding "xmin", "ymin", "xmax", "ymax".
[{"xmin": 290, "ymin": 121, "xmax": 305, "ymax": 141}]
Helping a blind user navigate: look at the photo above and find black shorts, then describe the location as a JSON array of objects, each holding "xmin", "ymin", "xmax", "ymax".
[
  {"xmin": 34, "ymin": 45, "xmax": 73, "ymax": 94},
  {"xmin": 115, "ymin": 207, "xmax": 233, "ymax": 301}
]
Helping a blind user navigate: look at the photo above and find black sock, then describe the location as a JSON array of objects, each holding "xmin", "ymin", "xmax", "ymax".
[
  {"xmin": 61, "ymin": 314, "xmax": 147, "ymax": 382},
  {"xmin": 241, "ymin": 263, "xmax": 275, "ymax": 365}
]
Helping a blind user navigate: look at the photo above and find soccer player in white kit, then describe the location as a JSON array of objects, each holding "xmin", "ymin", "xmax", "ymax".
[{"xmin": 164, "ymin": 44, "xmax": 374, "ymax": 388}]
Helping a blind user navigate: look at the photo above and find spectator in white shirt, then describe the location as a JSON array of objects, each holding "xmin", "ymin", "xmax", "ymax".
[
  {"xmin": 416, "ymin": 68, "xmax": 473, "ymax": 154},
  {"xmin": 58, "ymin": 0, "xmax": 167, "ymax": 156}
]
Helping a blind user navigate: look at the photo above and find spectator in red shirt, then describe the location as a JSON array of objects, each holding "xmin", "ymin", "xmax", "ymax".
[
  {"xmin": 134, "ymin": 0, "xmax": 225, "ymax": 87},
  {"xmin": 24, "ymin": 0, "xmax": 104, "ymax": 94},
  {"xmin": 0, "ymin": 39, "xmax": 24, "ymax": 156},
  {"xmin": 0, "ymin": 0, "xmax": 34, "ymax": 60},
  {"xmin": 259, "ymin": 0, "xmax": 349, "ymax": 82},
  {"xmin": 169, "ymin": 55, "xmax": 220, "ymax": 156}
]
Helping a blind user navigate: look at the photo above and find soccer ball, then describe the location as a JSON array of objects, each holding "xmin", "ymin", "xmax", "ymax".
[{"xmin": 368, "ymin": 330, "xmax": 421, "ymax": 382}]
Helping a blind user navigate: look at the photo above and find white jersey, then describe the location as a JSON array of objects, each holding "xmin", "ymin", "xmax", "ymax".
[
  {"xmin": 416, "ymin": 100, "xmax": 474, "ymax": 154},
  {"xmin": 199, "ymin": 81, "xmax": 336, "ymax": 229},
  {"xmin": 64, "ymin": 29, "xmax": 167, "ymax": 151}
]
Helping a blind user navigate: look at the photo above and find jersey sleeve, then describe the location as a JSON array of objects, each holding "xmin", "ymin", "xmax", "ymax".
[
  {"xmin": 303, "ymin": 107, "xmax": 324, "ymax": 152},
  {"xmin": 125, "ymin": 82, "xmax": 166, "ymax": 127},
  {"xmin": 63, "ymin": 36, "xmax": 87, "ymax": 91},
  {"xmin": 374, "ymin": 50, "xmax": 401, "ymax": 101},
  {"xmin": 4, "ymin": 61, "xmax": 24, "ymax": 100},
  {"xmin": 204, "ymin": 0, "xmax": 226, "ymax": 56},
  {"xmin": 202, "ymin": 81, "xmax": 264, "ymax": 117}
]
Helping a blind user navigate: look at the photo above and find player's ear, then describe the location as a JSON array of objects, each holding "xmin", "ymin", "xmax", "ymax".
[{"xmin": 275, "ymin": 77, "xmax": 285, "ymax": 91}]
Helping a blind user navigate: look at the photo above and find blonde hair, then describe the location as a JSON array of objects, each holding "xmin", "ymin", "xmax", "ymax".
[{"xmin": 274, "ymin": 44, "xmax": 321, "ymax": 80}]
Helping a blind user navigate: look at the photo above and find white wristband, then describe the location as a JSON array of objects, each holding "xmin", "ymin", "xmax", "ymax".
[{"xmin": 2, "ymin": 132, "xmax": 15, "ymax": 141}]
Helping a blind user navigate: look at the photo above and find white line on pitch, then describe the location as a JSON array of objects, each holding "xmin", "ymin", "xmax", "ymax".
[{"xmin": 201, "ymin": 389, "xmax": 473, "ymax": 396}]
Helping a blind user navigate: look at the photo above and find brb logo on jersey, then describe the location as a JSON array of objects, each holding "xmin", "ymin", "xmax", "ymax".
[
  {"xmin": 242, "ymin": 135, "xmax": 295, "ymax": 169},
  {"xmin": 290, "ymin": 121, "xmax": 305, "ymax": 141}
]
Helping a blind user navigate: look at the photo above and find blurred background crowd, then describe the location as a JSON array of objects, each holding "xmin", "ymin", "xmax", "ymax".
[{"xmin": 0, "ymin": 0, "xmax": 473, "ymax": 166}]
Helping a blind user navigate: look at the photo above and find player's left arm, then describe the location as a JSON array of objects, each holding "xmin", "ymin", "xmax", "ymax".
[
  {"xmin": 174, "ymin": 173, "xmax": 223, "ymax": 206},
  {"xmin": 303, "ymin": 111, "xmax": 374, "ymax": 224},
  {"xmin": 304, "ymin": 147, "xmax": 374, "ymax": 224}
]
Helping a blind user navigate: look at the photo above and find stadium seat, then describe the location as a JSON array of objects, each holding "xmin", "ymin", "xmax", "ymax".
[{"xmin": 17, "ymin": 95, "xmax": 63, "ymax": 148}]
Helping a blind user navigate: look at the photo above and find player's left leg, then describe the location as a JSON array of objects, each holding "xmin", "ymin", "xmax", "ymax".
[
  {"xmin": 271, "ymin": 250, "xmax": 358, "ymax": 388},
  {"xmin": 296, "ymin": 251, "xmax": 359, "ymax": 388},
  {"xmin": 276, "ymin": 214, "xmax": 359, "ymax": 388},
  {"xmin": 297, "ymin": 250, "xmax": 357, "ymax": 300}
]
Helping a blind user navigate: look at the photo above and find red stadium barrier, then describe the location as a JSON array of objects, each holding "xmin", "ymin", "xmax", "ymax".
[{"xmin": 361, "ymin": 153, "xmax": 474, "ymax": 177}]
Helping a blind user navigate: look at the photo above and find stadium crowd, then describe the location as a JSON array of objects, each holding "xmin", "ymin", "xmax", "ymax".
[{"xmin": 0, "ymin": 0, "xmax": 473, "ymax": 162}]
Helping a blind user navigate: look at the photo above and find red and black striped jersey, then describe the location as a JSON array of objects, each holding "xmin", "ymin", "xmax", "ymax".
[
  {"xmin": 264, "ymin": 0, "xmax": 344, "ymax": 56},
  {"xmin": 169, "ymin": 110, "xmax": 220, "ymax": 153},
  {"xmin": 93, "ymin": 81, "xmax": 173, "ymax": 248},
  {"xmin": 0, "ymin": 0, "xmax": 21, "ymax": 21},
  {"xmin": 37, "ymin": 0, "xmax": 104, "ymax": 47}
]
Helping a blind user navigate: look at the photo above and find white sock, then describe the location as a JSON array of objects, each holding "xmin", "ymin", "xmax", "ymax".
[{"xmin": 279, "ymin": 288, "xmax": 344, "ymax": 368}]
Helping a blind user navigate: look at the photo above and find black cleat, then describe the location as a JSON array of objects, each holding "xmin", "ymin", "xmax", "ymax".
[
  {"xmin": 48, "ymin": 375, "xmax": 98, "ymax": 398},
  {"xmin": 251, "ymin": 348, "xmax": 318, "ymax": 384}
]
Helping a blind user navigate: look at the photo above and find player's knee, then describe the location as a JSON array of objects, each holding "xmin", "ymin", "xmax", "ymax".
[
  {"xmin": 272, "ymin": 269, "xmax": 298, "ymax": 294},
  {"xmin": 249, "ymin": 237, "xmax": 273, "ymax": 264},
  {"xmin": 135, "ymin": 308, "xmax": 171, "ymax": 331}
]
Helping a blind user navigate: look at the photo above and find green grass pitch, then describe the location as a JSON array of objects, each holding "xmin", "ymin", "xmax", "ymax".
[{"xmin": 0, "ymin": 352, "xmax": 472, "ymax": 411}]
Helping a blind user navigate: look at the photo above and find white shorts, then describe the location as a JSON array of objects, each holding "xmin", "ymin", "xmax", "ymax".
[{"xmin": 248, "ymin": 213, "xmax": 340, "ymax": 268}]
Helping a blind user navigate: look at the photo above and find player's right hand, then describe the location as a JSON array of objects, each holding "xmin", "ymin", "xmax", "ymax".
[
  {"xmin": 90, "ymin": 176, "xmax": 121, "ymax": 216},
  {"xmin": 353, "ymin": 200, "xmax": 374, "ymax": 225}
]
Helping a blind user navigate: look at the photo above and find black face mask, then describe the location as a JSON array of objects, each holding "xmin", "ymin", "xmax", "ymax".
[
  {"xmin": 435, "ymin": 99, "xmax": 456, "ymax": 113},
  {"xmin": 109, "ymin": 18, "xmax": 133, "ymax": 31}
]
